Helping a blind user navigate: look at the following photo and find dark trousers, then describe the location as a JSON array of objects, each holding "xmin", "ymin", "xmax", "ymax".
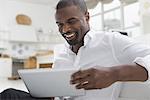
[{"xmin": 0, "ymin": 88, "xmax": 51, "ymax": 100}]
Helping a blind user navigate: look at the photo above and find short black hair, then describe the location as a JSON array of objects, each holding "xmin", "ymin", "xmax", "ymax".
[{"xmin": 56, "ymin": 0, "xmax": 87, "ymax": 14}]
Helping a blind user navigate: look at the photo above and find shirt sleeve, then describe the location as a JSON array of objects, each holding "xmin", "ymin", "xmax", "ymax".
[
  {"xmin": 52, "ymin": 44, "xmax": 74, "ymax": 69},
  {"xmin": 134, "ymin": 55, "xmax": 150, "ymax": 81},
  {"xmin": 109, "ymin": 32, "xmax": 150, "ymax": 80}
]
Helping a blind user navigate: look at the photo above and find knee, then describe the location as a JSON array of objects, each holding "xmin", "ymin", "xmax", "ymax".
[{"xmin": 1, "ymin": 88, "xmax": 17, "ymax": 94}]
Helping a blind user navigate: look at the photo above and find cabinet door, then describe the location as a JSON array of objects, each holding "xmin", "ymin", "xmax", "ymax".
[{"xmin": 0, "ymin": 58, "xmax": 12, "ymax": 77}]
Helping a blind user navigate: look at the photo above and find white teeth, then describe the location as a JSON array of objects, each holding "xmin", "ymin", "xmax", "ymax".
[{"xmin": 65, "ymin": 33, "xmax": 75, "ymax": 38}]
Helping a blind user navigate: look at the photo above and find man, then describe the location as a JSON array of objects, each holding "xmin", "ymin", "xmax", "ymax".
[
  {"xmin": 0, "ymin": 0, "xmax": 150, "ymax": 100},
  {"xmin": 54, "ymin": 0, "xmax": 150, "ymax": 100}
]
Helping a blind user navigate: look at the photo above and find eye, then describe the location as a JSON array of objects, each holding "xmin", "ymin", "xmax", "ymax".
[{"xmin": 57, "ymin": 23, "xmax": 63, "ymax": 28}]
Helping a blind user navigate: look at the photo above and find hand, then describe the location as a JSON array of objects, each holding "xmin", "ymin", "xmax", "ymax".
[{"xmin": 71, "ymin": 67, "xmax": 117, "ymax": 90}]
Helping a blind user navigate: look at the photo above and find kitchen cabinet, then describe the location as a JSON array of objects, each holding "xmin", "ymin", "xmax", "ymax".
[{"xmin": 0, "ymin": 58, "xmax": 12, "ymax": 77}]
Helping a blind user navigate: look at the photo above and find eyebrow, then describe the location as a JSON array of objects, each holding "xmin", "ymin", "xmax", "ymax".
[
  {"xmin": 56, "ymin": 17, "xmax": 78, "ymax": 24},
  {"xmin": 67, "ymin": 18, "xmax": 77, "ymax": 21}
]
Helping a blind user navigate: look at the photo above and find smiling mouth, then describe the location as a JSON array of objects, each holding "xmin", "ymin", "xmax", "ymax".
[{"xmin": 64, "ymin": 32, "xmax": 76, "ymax": 41}]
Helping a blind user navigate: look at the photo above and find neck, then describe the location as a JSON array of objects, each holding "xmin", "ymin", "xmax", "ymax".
[
  {"xmin": 71, "ymin": 29, "xmax": 90, "ymax": 54},
  {"xmin": 71, "ymin": 42, "xmax": 83, "ymax": 54}
]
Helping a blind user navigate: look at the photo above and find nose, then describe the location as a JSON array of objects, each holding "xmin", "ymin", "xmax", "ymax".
[{"xmin": 62, "ymin": 23, "xmax": 71, "ymax": 33}]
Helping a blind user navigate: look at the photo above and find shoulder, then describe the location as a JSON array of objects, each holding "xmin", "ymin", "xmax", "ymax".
[
  {"xmin": 103, "ymin": 31, "xmax": 133, "ymax": 43},
  {"xmin": 88, "ymin": 30, "xmax": 133, "ymax": 47},
  {"xmin": 89, "ymin": 30, "xmax": 120, "ymax": 39},
  {"xmin": 86, "ymin": 30, "xmax": 114, "ymax": 47},
  {"xmin": 89, "ymin": 30, "xmax": 118, "ymax": 43}
]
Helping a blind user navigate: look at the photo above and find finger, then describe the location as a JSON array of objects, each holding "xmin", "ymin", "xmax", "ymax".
[
  {"xmin": 77, "ymin": 82, "xmax": 97, "ymax": 90},
  {"xmin": 75, "ymin": 80, "xmax": 97, "ymax": 90},
  {"xmin": 75, "ymin": 81, "xmax": 89, "ymax": 89},
  {"xmin": 71, "ymin": 75, "xmax": 90, "ymax": 84},
  {"xmin": 71, "ymin": 69, "xmax": 91, "ymax": 80},
  {"xmin": 71, "ymin": 70, "xmax": 82, "ymax": 79}
]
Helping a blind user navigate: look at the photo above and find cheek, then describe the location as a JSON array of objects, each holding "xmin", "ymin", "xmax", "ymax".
[{"xmin": 59, "ymin": 28, "xmax": 63, "ymax": 33}]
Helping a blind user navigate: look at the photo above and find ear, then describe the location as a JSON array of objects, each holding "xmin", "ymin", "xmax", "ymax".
[{"xmin": 85, "ymin": 12, "xmax": 90, "ymax": 22}]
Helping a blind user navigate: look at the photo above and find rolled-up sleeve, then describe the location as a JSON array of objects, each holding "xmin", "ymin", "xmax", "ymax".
[
  {"xmin": 134, "ymin": 55, "xmax": 150, "ymax": 81},
  {"xmin": 110, "ymin": 32, "xmax": 150, "ymax": 81}
]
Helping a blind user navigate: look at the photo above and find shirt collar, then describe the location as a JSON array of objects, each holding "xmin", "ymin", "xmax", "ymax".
[{"xmin": 84, "ymin": 30, "xmax": 92, "ymax": 47}]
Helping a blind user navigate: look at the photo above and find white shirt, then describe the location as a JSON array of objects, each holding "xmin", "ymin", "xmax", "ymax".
[{"xmin": 53, "ymin": 30, "xmax": 150, "ymax": 100}]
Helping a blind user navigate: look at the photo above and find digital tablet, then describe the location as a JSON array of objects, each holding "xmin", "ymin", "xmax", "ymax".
[{"xmin": 18, "ymin": 68, "xmax": 85, "ymax": 98}]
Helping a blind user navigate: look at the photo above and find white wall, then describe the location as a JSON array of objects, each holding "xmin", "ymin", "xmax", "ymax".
[
  {"xmin": 0, "ymin": 0, "xmax": 64, "ymax": 57},
  {"xmin": 1, "ymin": 0, "xmax": 58, "ymax": 34},
  {"xmin": 0, "ymin": 0, "xmax": 7, "ymax": 31},
  {"xmin": 0, "ymin": 0, "xmax": 62, "ymax": 42}
]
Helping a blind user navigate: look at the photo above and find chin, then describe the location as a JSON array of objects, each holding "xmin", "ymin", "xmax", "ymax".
[
  {"xmin": 68, "ymin": 42, "xmax": 77, "ymax": 45},
  {"xmin": 67, "ymin": 40, "xmax": 78, "ymax": 45}
]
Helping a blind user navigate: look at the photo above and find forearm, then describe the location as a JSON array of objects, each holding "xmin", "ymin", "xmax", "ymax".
[{"xmin": 111, "ymin": 63, "xmax": 148, "ymax": 82}]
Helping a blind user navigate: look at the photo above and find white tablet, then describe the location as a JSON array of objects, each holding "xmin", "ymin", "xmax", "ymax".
[{"xmin": 18, "ymin": 68, "xmax": 85, "ymax": 98}]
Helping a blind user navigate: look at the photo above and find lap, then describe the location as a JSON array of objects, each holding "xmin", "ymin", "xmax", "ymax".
[{"xmin": 0, "ymin": 88, "xmax": 51, "ymax": 100}]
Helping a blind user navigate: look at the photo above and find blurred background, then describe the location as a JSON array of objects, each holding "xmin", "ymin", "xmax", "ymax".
[{"xmin": 0, "ymin": 0, "xmax": 150, "ymax": 99}]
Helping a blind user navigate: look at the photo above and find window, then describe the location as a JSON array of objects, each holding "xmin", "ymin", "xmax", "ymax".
[{"xmin": 89, "ymin": 0, "xmax": 140, "ymax": 37}]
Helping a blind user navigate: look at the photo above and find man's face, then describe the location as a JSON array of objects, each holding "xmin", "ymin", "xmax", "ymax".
[{"xmin": 55, "ymin": 5, "xmax": 89, "ymax": 45}]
